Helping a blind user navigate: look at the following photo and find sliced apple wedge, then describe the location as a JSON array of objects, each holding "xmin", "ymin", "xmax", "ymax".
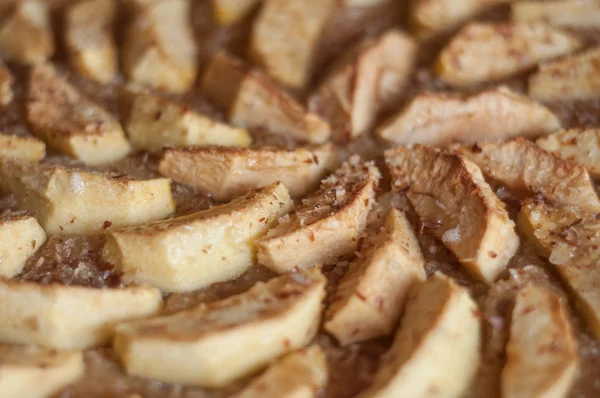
[
  {"xmin": 537, "ymin": 128, "xmax": 600, "ymax": 179},
  {"xmin": 121, "ymin": 86, "xmax": 251, "ymax": 152},
  {"xmin": 202, "ymin": 51, "xmax": 331, "ymax": 144},
  {"xmin": 386, "ymin": 145, "xmax": 518, "ymax": 283},
  {"xmin": 211, "ymin": 0, "xmax": 262, "ymax": 26},
  {"xmin": 512, "ymin": 0, "xmax": 600, "ymax": 28},
  {"xmin": 159, "ymin": 144, "xmax": 336, "ymax": 201},
  {"xmin": 0, "ymin": 161, "xmax": 174, "ymax": 235},
  {"xmin": 104, "ymin": 183, "xmax": 293, "ymax": 292},
  {"xmin": 519, "ymin": 199, "xmax": 600, "ymax": 339},
  {"xmin": 456, "ymin": 138, "xmax": 600, "ymax": 211},
  {"xmin": 250, "ymin": 0, "xmax": 337, "ymax": 90},
  {"xmin": 114, "ymin": 268, "xmax": 326, "ymax": 387},
  {"xmin": 378, "ymin": 86, "xmax": 560, "ymax": 145},
  {"xmin": 325, "ymin": 209, "xmax": 426, "ymax": 346},
  {"xmin": 122, "ymin": 0, "xmax": 197, "ymax": 93},
  {"xmin": 411, "ymin": 0, "xmax": 512, "ymax": 40},
  {"xmin": 0, "ymin": 61, "xmax": 13, "ymax": 106},
  {"xmin": 0, "ymin": 279, "xmax": 162, "ymax": 349},
  {"xmin": 529, "ymin": 46, "xmax": 600, "ymax": 102},
  {"xmin": 257, "ymin": 156, "xmax": 380, "ymax": 273},
  {"xmin": 437, "ymin": 22, "xmax": 581, "ymax": 87},
  {"xmin": 502, "ymin": 283, "xmax": 578, "ymax": 398},
  {"xmin": 309, "ymin": 30, "xmax": 416, "ymax": 141},
  {"xmin": 358, "ymin": 274, "xmax": 480, "ymax": 398},
  {"xmin": 0, "ymin": 0, "xmax": 54, "ymax": 65},
  {"xmin": 26, "ymin": 63, "xmax": 131, "ymax": 166},
  {"xmin": 65, "ymin": 0, "xmax": 117, "ymax": 83},
  {"xmin": 0, "ymin": 135, "xmax": 45, "ymax": 162},
  {"xmin": 0, "ymin": 216, "xmax": 46, "ymax": 278},
  {"xmin": 231, "ymin": 345, "xmax": 328, "ymax": 398},
  {"xmin": 0, "ymin": 344, "xmax": 84, "ymax": 398}
]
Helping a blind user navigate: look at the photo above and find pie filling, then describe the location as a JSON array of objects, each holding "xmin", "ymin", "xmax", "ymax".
[{"xmin": 0, "ymin": 0, "xmax": 599, "ymax": 397}]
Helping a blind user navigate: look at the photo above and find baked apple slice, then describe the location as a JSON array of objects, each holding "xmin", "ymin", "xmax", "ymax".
[
  {"xmin": 529, "ymin": 46, "xmax": 600, "ymax": 102},
  {"xmin": 325, "ymin": 209, "xmax": 426, "ymax": 345},
  {"xmin": 378, "ymin": 87, "xmax": 560, "ymax": 145},
  {"xmin": 537, "ymin": 128, "xmax": 600, "ymax": 179},
  {"xmin": 65, "ymin": 0, "xmax": 117, "ymax": 84},
  {"xmin": 0, "ymin": 0, "xmax": 54, "ymax": 65},
  {"xmin": 437, "ymin": 22, "xmax": 581, "ymax": 87},
  {"xmin": 0, "ymin": 135, "xmax": 45, "ymax": 162},
  {"xmin": 519, "ymin": 199, "xmax": 600, "ymax": 339},
  {"xmin": 358, "ymin": 274, "xmax": 480, "ymax": 398},
  {"xmin": 122, "ymin": 0, "xmax": 197, "ymax": 93},
  {"xmin": 231, "ymin": 345, "xmax": 328, "ymax": 398},
  {"xmin": 26, "ymin": 63, "xmax": 131, "ymax": 166},
  {"xmin": 456, "ymin": 138, "xmax": 600, "ymax": 211},
  {"xmin": 502, "ymin": 283, "xmax": 578, "ymax": 398},
  {"xmin": 202, "ymin": 51, "xmax": 331, "ymax": 144},
  {"xmin": 0, "ymin": 279, "xmax": 162, "ymax": 349},
  {"xmin": 0, "ymin": 161, "xmax": 174, "ymax": 235},
  {"xmin": 0, "ymin": 344, "xmax": 84, "ymax": 397},
  {"xmin": 512, "ymin": 0, "xmax": 600, "ymax": 28},
  {"xmin": 121, "ymin": 85, "xmax": 251, "ymax": 152},
  {"xmin": 104, "ymin": 183, "xmax": 293, "ymax": 292},
  {"xmin": 386, "ymin": 145, "xmax": 519, "ymax": 283},
  {"xmin": 309, "ymin": 30, "xmax": 416, "ymax": 141},
  {"xmin": 114, "ymin": 269, "xmax": 326, "ymax": 387},
  {"xmin": 257, "ymin": 156, "xmax": 380, "ymax": 273},
  {"xmin": 0, "ymin": 216, "xmax": 46, "ymax": 278},
  {"xmin": 158, "ymin": 144, "xmax": 336, "ymax": 201},
  {"xmin": 250, "ymin": 0, "xmax": 337, "ymax": 90},
  {"xmin": 411, "ymin": 0, "xmax": 512, "ymax": 40}
]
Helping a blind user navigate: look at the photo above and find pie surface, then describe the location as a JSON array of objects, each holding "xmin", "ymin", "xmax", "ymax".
[{"xmin": 0, "ymin": 1, "xmax": 599, "ymax": 397}]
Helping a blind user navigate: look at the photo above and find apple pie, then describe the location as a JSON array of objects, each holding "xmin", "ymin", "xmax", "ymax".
[{"xmin": 0, "ymin": 0, "xmax": 599, "ymax": 397}]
